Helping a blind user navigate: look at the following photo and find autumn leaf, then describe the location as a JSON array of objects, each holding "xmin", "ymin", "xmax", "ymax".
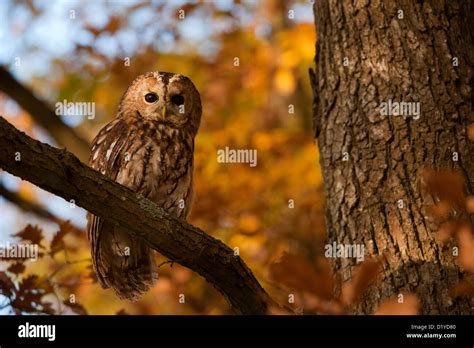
[
  {"xmin": 20, "ymin": 275, "xmax": 54, "ymax": 295},
  {"xmin": 10, "ymin": 297, "xmax": 54, "ymax": 315},
  {"xmin": 269, "ymin": 253, "xmax": 334, "ymax": 301},
  {"xmin": 7, "ymin": 262, "xmax": 26, "ymax": 275},
  {"xmin": 458, "ymin": 225, "xmax": 474, "ymax": 272},
  {"xmin": 465, "ymin": 196, "xmax": 474, "ymax": 214},
  {"xmin": 179, "ymin": 3, "xmax": 200, "ymax": 14},
  {"xmin": 11, "ymin": 292, "xmax": 43, "ymax": 314},
  {"xmin": 341, "ymin": 258, "xmax": 382, "ymax": 306},
  {"xmin": 374, "ymin": 293, "xmax": 419, "ymax": 315},
  {"xmin": 10, "ymin": 297, "xmax": 39, "ymax": 314},
  {"xmin": 50, "ymin": 220, "xmax": 75, "ymax": 257},
  {"xmin": 467, "ymin": 124, "xmax": 474, "ymax": 142},
  {"xmin": 421, "ymin": 169, "xmax": 466, "ymax": 210},
  {"xmin": 434, "ymin": 220, "xmax": 459, "ymax": 242},
  {"xmin": 18, "ymin": 274, "xmax": 40, "ymax": 291},
  {"xmin": 86, "ymin": 264, "xmax": 99, "ymax": 284},
  {"xmin": 64, "ymin": 300, "xmax": 88, "ymax": 315},
  {"xmin": 104, "ymin": 16, "xmax": 122, "ymax": 34},
  {"xmin": 41, "ymin": 302, "xmax": 56, "ymax": 315},
  {"xmin": 302, "ymin": 292, "xmax": 344, "ymax": 315},
  {"xmin": 450, "ymin": 279, "xmax": 474, "ymax": 298},
  {"xmin": 10, "ymin": 275, "xmax": 56, "ymax": 314},
  {"xmin": 0, "ymin": 271, "xmax": 15, "ymax": 297},
  {"xmin": 238, "ymin": 213, "xmax": 261, "ymax": 234},
  {"xmin": 425, "ymin": 201, "xmax": 453, "ymax": 220},
  {"xmin": 266, "ymin": 305, "xmax": 295, "ymax": 315},
  {"xmin": 274, "ymin": 68, "xmax": 295, "ymax": 96},
  {"xmin": 13, "ymin": 224, "xmax": 44, "ymax": 247},
  {"xmin": 85, "ymin": 25, "xmax": 102, "ymax": 37}
]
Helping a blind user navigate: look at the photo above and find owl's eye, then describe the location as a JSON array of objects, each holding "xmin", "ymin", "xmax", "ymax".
[
  {"xmin": 171, "ymin": 94, "xmax": 185, "ymax": 106},
  {"xmin": 144, "ymin": 93, "xmax": 158, "ymax": 103}
]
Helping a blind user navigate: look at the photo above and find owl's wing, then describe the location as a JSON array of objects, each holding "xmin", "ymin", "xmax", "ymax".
[
  {"xmin": 89, "ymin": 118, "xmax": 130, "ymax": 178},
  {"xmin": 87, "ymin": 118, "xmax": 130, "ymax": 281}
]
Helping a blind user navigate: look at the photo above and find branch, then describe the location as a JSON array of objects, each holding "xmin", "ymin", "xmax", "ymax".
[
  {"xmin": 0, "ymin": 66, "xmax": 90, "ymax": 161},
  {"xmin": 0, "ymin": 116, "xmax": 274, "ymax": 314},
  {"xmin": 0, "ymin": 182, "xmax": 56, "ymax": 221}
]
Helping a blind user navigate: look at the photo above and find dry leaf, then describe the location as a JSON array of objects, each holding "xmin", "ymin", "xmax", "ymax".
[
  {"xmin": 86, "ymin": 264, "xmax": 99, "ymax": 284},
  {"xmin": 303, "ymin": 291, "xmax": 345, "ymax": 314},
  {"xmin": 50, "ymin": 221, "xmax": 75, "ymax": 257},
  {"xmin": 41, "ymin": 302, "xmax": 56, "ymax": 315},
  {"xmin": 269, "ymin": 253, "xmax": 334, "ymax": 300},
  {"xmin": 450, "ymin": 280, "xmax": 474, "ymax": 298},
  {"xmin": 467, "ymin": 124, "xmax": 474, "ymax": 141},
  {"xmin": 104, "ymin": 16, "xmax": 122, "ymax": 34},
  {"xmin": 7, "ymin": 262, "xmax": 26, "ymax": 275},
  {"xmin": 425, "ymin": 201, "xmax": 453, "ymax": 220},
  {"xmin": 18, "ymin": 275, "xmax": 40, "ymax": 291},
  {"xmin": 435, "ymin": 220, "xmax": 459, "ymax": 242},
  {"xmin": 266, "ymin": 305, "xmax": 295, "ymax": 315},
  {"xmin": 19, "ymin": 275, "xmax": 53, "ymax": 294},
  {"xmin": 64, "ymin": 300, "xmax": 88, "ymax": 315},
  {"xmin": 374, "ymin": 293, "xmax": 419, "ymax": 315},
  {"xmin": 466, "ymin": 196, "xmax": 474, "ymax": 214},
  {"xmin": 13, "ymin": 225, "xmax": 44, "ymax": 246},
  {"xmin": 458, "ymin": 225, "xmax": 474, "ymax": 272},
  {"xmin": 10, "ymin": 275, "xmax": 56, "ymax": 314},
  {"xmin": 0, "ymin": 271, "xmax": 15, "ymax": 297},
  {"xmin": 422, "ymin": 169, "xmax": 466, "ymax": 209},
  {"xmin": 341, "ymin": 258, "xmax": 382, "ymax": 306}
]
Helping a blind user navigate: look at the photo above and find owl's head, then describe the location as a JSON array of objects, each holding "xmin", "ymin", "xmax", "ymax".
[{"xmin": 119, "ymin": 71, "xmax": 202, "ymax": 135}]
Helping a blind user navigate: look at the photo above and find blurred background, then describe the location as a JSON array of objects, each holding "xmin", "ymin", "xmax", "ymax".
[{"xmin": 0, "ymin": 0, "xmax": 324, "ymax": 314}]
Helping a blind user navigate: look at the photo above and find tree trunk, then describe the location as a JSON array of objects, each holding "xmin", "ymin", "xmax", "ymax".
[{"xmin": 312, "ymin": 0, "xmax": 473, "ymax": 314}]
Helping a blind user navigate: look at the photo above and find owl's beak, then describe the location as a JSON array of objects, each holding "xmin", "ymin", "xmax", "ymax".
[{"xmin": 160, "ymin": 106, "xmax": 167, "ymax": 120}]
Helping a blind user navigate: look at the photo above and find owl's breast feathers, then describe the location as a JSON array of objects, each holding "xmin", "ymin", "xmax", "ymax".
[{"xmin": 90, "ymin": 116, "xmax": 195, "ymax": 218}]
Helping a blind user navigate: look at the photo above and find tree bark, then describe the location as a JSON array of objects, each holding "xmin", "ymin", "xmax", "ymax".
[
  {"xmin": 0, "ymin": 116, "xmax": 273, "ymax": 314},
  {"xmin": 312, "ymin": 0, "xmax": 473, "ymax": 314},
  {"xmin": 0, "ymin": 66, "xmax": 90, "ymax": 161}
]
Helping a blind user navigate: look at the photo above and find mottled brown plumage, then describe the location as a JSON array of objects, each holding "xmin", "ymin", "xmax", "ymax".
[{"xmin": 87, "ymin": 72, "xmax": 202, "ymax": 300}]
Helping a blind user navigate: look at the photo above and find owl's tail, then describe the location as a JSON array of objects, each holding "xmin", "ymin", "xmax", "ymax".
[{"xmin": 89, "ymin": 219, "xmax": 158, "ymax": 301}]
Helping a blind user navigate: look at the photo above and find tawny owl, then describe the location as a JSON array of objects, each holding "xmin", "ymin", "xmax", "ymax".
[{"xmin": 87, "ymin": 72, "xmax": 201, "ymax": 300}]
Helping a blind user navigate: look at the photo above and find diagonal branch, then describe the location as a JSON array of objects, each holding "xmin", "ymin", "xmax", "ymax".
[
  {"xmin": 0, "ymin": 66, "xmax": 90, "ymax": 161},
  {"xmin": 0, "ymin": 116, "xmax": 274, "ymax": 314},
  {"xmin": 0, "ymin": 182, "xmax": 56, "ymax": 221}
]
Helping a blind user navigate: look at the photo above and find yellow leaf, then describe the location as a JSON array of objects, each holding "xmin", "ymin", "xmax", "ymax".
[
  {"xmin": 274, "ymin": 68, "xmax": 295, "ymax": 96},
  {"xmin": 239, "ymin": 214, "xmax": 261, "ymax": 233}
]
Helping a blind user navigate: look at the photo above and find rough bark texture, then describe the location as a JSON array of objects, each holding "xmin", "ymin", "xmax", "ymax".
[
  {"xmin": 0, "ymin": 66, "xmax": 90, "ymax": 161},
  {"xmin": 312, "ymin": 0, "xmax": 473, "ymax": 314},
  {"xmin": 0, "ymin": 116, "xmax": 273, "ymax": 314}
]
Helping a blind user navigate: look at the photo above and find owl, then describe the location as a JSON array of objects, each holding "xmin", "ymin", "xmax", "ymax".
[{"xmin": 87, "ymin": 72, "xmax": 202, "ymax": 300}]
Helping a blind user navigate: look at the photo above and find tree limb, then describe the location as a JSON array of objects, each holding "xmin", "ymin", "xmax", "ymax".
[
  {"xmin": 0, "ymin": 116, "xmax": 274, "ymax": 314},
  {"xmin": 0, "ymin": 182, "xmax": 56, "ymax": 221},
  {"xmin": 0, "ymin": 66, "xmax": 90, "ymax": 161}
]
